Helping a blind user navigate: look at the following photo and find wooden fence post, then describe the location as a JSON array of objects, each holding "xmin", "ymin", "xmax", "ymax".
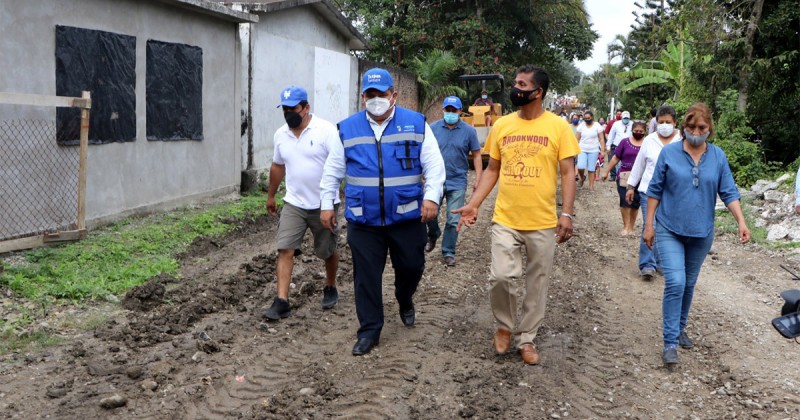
[{"xmin": 77, "ymin": 91, "xmax": 91, "ymax": 233}]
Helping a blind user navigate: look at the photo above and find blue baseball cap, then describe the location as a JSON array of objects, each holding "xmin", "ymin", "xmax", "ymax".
[
  {"xmin": 442, "ymin": 96, "xmax": 462, "ymax": 109},
  {"xmin": 361, "ymin": 68, "xmax": 393, "ymax": 93},
  {"xmin": 277, "ymin": 85, "xmax": 307, "ymax": 108}
]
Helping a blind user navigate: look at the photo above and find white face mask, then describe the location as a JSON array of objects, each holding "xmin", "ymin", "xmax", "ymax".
[
  {"xmin": 657, "ymin": 122, "xmax": 674, "ymax": 137},
  {"xmin": 365, "ymin": 97, "xmax": 392, "ymax": 116}
]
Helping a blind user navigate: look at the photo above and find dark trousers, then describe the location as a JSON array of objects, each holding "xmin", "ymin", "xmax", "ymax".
[{"xmin": 347, "ymin": 220, "xmax": 426, "ymax": 340}]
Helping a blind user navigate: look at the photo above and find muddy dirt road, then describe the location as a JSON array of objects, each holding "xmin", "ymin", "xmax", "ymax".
[{"xmin": 2, "ymin": 177, "xmax": 800, "ymax": 419}]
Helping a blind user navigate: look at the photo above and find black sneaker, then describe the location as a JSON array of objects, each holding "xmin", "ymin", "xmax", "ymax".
[
  {"xmin": 662, "ymin": 345, "xmax": 679, "ymax": 366},
  {"xmin": 678, "ymin": 330, "xmax": 694, "ymax": 349},
  {"xmin": 262, "ymin": 297, "xmax": 291, "ymax": 321},
  {"xmin": 321, "ymin": 286, "xmax": 338, "ymax": 309}
]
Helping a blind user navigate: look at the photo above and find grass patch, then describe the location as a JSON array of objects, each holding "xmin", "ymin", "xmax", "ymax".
[
  {"xmin": 0, "ymin": 330, "xmax": 63, "ymax": 354},
  {"xmin": 716, "ymin": 207, "xmax": 767, "ymax": 244},
  {"xmin": 0, "ymin": 193, "xmax": 270, "ymax": 302}
]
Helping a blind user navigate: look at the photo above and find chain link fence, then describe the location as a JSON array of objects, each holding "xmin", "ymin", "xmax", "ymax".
[
  {"xmin": 0, "ymin": 119, "xmax": 79, "ymax": 240},
  {"xmin": 0, "ymin": 92, "xmax": 90, "ymax": 252}
]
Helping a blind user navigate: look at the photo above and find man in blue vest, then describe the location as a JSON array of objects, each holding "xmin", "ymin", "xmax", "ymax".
[
  {"xmin": 320, "ymin": 68, "xmax": 445, "ymax": 356},
  {"xmin": 425, "ymin": 96, "xmax": 482, "ymax": 267}
]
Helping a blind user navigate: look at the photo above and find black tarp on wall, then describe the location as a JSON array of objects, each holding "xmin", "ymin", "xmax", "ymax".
[
  {"xmin": 55, "ymin": 25, "xmax": 136, "ymax": 145},
  {"xmin": 146, "ymin": 40, "xmax": 203, "ymax": 141}
]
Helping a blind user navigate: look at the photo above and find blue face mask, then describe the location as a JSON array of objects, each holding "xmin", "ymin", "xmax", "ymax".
[
  {"xmin": 622, "ymin": 118, "xmax": 630, "ymax": 124},
  {"xmin": 443, "ymin": 112, "xmax": 460, "ymax": 125}
]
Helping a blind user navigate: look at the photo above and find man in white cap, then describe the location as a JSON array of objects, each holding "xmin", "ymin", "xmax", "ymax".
[
  {"xmin": 262, "ymin": 85, "xmax": 342, "ymax": 321},
  {"xmin": 320, "ymin": 68, "xmax": 445, "ymax": 356},
  {"xmin": 425, "ymin": 96, "xmax": 482, "ymax": 267}
]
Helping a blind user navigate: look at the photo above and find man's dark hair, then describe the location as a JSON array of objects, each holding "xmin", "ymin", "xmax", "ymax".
[
  {"xmin": 516, "ymin": 65, "xmax": 549, "ymax": 97},
  {"xmin": 650, "ymin": 107, "xmax": 657, "ymax": 117},
  {"xmin": 656, "ymin": 105, "xmax": 677, "ymax": 122},
  {"xmin": 583, "ymin": 110, "xmax": 594, "ymax": 117}
]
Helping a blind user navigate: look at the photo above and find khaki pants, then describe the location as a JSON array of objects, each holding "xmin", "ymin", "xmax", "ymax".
[{"xmin": 489, "ymin": 223, "xmax": 556, "ymax": 348}]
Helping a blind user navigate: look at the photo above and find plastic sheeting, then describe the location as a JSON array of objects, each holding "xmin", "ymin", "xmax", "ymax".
[
  {"xmin": 56, "ymin": 25, "xmax": 136, "ymax": 145},
  {"xmin": 146, "ymin": 40, "xmax": 203, "ymax": 141}
]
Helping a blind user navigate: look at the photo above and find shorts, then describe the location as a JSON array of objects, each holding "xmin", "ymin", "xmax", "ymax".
[
  {"xmin": 577, "ymin": 151, "xmax": 600, "ymax": 171},
  {"xmin": 276, "ymin": 202, "xmax": 340, "ymax": 259},
  {"xmin": 617, "ymin": 181, "xmax": 640, "ymax": 209}
]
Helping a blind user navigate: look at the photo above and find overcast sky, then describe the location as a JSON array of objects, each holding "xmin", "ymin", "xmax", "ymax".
[{"xmin": 576, "ymin": 0, "xmax": 638, "ymax": 75}]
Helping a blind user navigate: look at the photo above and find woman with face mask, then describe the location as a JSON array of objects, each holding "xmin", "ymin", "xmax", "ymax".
[
  {"xmin": 626, "ymin": 105, "xmax": 681, "ymax": 281},
  {"xmin": 601, "ymin": 120, "xmax": 647, "ymax": 235},
  {"xmin": 643, "ymin": 102, "xmax": 750, "ymax": 367},
  {"xmin": 575, "ymin": 110, "xmax": 606, "ymax": 191}
]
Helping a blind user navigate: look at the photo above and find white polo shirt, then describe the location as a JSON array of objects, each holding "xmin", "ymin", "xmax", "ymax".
[{"xmin": 273, "ymin": 114, "xmax": 341, "ymax": 210}]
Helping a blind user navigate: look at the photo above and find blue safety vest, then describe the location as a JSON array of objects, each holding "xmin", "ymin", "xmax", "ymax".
[{"xmin": 338, "ymin": 107, "xmax": 425, "ymax": 226}]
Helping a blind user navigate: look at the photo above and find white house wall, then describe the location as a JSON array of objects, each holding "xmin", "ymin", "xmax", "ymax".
[
  {"xmin": 249, "ymin": 6, "xmax": 357, "ymax": 171},
  {"xmin": 0, "ymin": 0, "xmax": 242, "ymax": 228}
]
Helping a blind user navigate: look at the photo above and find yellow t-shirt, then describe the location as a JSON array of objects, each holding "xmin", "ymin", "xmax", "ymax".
[{"xmin": 485, "ymin": 111, "xmax": 580, "ymax": 230}]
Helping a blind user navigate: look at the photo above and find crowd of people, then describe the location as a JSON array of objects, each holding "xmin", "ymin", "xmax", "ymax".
[{"xmin": 262, "ymin": 64, "xmax": 751, "ymax": 368}]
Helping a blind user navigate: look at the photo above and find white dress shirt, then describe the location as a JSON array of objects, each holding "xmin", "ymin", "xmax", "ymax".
[
  {"xmin": 607, "ymin": 120, "xmax": 632, "ymax": 150},
  {"xmin": 320, "ymin": 108, "xmax": 445, "ymax": 211},
  {"xmin": 627, "ymin": 131, "xmax": 682, "ymax": 194}
]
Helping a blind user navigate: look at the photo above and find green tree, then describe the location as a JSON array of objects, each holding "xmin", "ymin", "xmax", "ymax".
[
  {"xmin": 579, "ymin": 63, "xmax": 623, "ymax": 117},
  {"xmin": 333, "ymin": 0, "xmax": 598, "ymax": 94}
]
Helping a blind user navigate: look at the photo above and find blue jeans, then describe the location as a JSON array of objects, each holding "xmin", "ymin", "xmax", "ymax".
[
  {"xmin": 426, "ymin": 188, "xmax": 466, "ymax": 257},
  {"xmin": 655, "ymin": 222, "xmax": 714, "ymax": 347},
  {"xmin": 638, "ymin": 198, "xmax": 660, "ymax": 271}
]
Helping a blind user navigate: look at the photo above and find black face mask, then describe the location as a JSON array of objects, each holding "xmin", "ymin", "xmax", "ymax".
[
  {"xmin": 510, "ymin": 87, "xmax": 537, "ymax": 107},
  {"xmin": 584, "ymin": 118, "xmax": 593, "ymax": 124},
  {"xmin": 284, "ymin": 111, "xmax": 303, "ymax": 128}
]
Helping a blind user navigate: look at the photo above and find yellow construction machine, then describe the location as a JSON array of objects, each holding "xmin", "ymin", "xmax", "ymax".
[{"xmin": 458, "ymin": 74, "xmax": 506, "ymax": 169}]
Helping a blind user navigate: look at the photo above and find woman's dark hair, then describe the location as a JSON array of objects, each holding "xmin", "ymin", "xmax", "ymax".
[
  {"xmin": 656, "ymin": 105, "xmax": 677, "ymax": 123},
  {"xmin": 632, "ymin": 121, "xmax": 648, "ymax": 131},
  {"xmin": 583, "ymin": 110, "xmax": 594, "ymax": 118}
]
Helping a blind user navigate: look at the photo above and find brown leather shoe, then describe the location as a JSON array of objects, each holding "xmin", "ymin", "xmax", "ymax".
[
  {"xmin": 493, "ymin": 328, "xmax": 511, "ymax": 354},
  {"xmin": 519, "ymin": 343, "xmax": 540, "ymax": 365}
]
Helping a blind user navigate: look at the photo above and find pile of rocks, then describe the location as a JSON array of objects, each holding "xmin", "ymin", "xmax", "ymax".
[{"xmin": 742, "ymin": 173, "xmax": 800, "ymax": 241}]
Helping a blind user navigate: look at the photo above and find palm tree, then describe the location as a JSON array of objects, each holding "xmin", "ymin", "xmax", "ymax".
[{"xmin": 409, "ymin": 49, "xmax": 466, "ymax": 115}]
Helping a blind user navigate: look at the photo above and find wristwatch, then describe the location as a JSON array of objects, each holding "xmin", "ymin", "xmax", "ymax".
[{"xmin": 560, "ymin": 212, "xmax": 575, "ymax": 221}]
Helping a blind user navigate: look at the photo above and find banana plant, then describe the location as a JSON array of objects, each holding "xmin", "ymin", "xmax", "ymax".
[{"xmin": 619, "ymin": 38, "xmax": 694, "ymax": 100}]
